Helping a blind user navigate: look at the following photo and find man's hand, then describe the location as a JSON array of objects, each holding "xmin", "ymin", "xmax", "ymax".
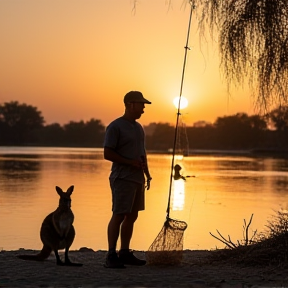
[
  {"xmin": 146, "ymin": 177, "xmax": 152, "ymax": 190},
  {"xmin": 129, "ymin": 159, "xmax": 144, "ymax": 169}
]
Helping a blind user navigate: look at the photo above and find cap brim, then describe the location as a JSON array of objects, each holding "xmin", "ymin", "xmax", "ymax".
[
  {"xmin": 142, "ymin": 98, "xmax": 152, "ymax": 104},
  {"xmin": 124, "ymin": 97, "xmax": 152, "ymax": 104}
]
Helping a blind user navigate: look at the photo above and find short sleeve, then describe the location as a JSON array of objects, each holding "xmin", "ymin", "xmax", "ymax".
[{"xmin": 104, "ymin": 123, "xmax": 119, "ymax": 149}]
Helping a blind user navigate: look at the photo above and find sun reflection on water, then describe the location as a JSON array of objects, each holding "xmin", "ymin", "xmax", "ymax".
[{"xmin": 172, "ymin": 179, "xmax": 185, "ymax": 211}]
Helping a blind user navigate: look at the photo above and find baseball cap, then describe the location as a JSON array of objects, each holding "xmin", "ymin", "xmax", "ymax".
[{"xmin": 124, "ymin": 91, "xmax": 151, "ymax": 104}]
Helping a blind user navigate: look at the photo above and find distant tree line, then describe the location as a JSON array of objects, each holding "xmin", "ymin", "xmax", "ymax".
[
  {"xmin": 1, "ymin": 101, "xmax": 288, "ymax": 151},
  {"xmin": 145, "ymin": 109, "xmax": 288, "ymax": 152},
  {"xmin": 0, "ymin": 101, "xmax": 105, "ymax": 147}
]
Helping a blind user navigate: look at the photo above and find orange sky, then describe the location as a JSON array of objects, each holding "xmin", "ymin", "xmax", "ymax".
[{"xmin": 0, "ymin": 0, "xmax": 255, "ymax": 127}]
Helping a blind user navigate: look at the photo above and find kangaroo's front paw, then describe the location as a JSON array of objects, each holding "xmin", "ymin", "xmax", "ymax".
[
  {"xmin": 65, "ymin": 259, "xmax": 83, "ymax": 266},
  {"xmin": 56, "ymin": 260, "xmax": 66, "ymax": 266},
  {"xmin": 67, "ymin": 262, "xmax": 83, "ymax": 267}
]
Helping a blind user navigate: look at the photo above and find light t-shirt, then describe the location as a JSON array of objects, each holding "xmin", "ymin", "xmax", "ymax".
[{"xmin": 104, "ymin": 117, "xmax": 146, "ymax": 184}]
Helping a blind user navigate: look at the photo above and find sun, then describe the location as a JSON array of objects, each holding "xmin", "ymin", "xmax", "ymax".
[{"xmin": 173, "ymin": 96, "xmax": 188, "ymax": 109}]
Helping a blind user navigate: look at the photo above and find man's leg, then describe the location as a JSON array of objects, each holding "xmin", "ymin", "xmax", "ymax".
[
  {"xmin": 118, "ymin": 211, "xmax": 146, "ymax": 266},
  {"xmin": 120, "ymin": 211, "xmax": 138, "ymax": 250},
  {"xmin": 107, "ymin": 213, "xmax": 125, "ymax": 250},
  {"xmin": 105, "ymin": 213, "xmax": 126, "ymax": 268}
]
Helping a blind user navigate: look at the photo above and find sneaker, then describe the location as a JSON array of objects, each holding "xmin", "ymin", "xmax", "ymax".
[
  {"xmin": 104, "ymin": 252, "xmax": 126, "ymax": 269},
  {"xmin": 118, "ymin": 250, "xmax": 146, "ymax": 266}
]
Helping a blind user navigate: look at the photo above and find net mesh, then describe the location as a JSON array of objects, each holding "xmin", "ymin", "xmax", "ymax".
[{"xmin": 146, "ymin": 218, "xmax": 188, "ymax": 265}]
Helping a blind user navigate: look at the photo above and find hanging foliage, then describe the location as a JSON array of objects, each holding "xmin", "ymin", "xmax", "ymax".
[
  {"xmin": 196, "ymin": 0, "xmax": 288, "ymax": 110},
  {"xmin": 134, "ymin": 0, "xmax": 288, "ymax": 111}
]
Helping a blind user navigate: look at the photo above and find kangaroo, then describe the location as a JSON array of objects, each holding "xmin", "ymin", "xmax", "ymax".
[{"xmin": 17, "ymin": 185, "xmax": 83, "ymax": 266}]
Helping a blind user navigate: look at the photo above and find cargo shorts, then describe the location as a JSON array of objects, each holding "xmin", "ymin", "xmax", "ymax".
[{"xmin": 110, "ymin": 178, "xmax": 145, "ymax": 214}]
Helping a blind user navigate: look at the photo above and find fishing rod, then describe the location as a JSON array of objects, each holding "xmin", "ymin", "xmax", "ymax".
[{"xmin": 166, "ymin": 0, "xmax": 195, "ymax": 219}]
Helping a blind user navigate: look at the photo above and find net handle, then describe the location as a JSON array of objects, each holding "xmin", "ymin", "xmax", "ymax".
[{"xmin": 166, "ymin": 1, "xmax": 195, "ymax": 218}]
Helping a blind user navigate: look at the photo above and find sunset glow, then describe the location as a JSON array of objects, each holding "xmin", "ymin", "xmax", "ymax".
[
  {"xmin": 173, "ymin": 96, "xmax": 189, "ymax": 110},
  {"xmin": 0, "ymin": 0, "xmax": 255, "ymax": 127}
]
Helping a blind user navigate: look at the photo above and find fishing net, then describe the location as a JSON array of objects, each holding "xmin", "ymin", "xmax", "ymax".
[{"xmin": 146, "ymin": 217, "xmax": 187, "ymax": 265}]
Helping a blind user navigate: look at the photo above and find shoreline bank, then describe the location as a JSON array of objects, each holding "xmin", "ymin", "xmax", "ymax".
[{"xmin": 1, "ymin": 249, "xmax": 287, "ymax": 287}]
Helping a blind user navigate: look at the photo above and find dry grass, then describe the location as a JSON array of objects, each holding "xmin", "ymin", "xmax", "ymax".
[{"xmin": 209, "ymin": 210, "xmax": 288, "ymax": 267}]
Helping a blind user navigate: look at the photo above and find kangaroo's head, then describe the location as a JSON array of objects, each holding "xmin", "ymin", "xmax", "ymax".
[{"xmin": 56, "ymin": 185, "xmax": 74, "ymax": 209}]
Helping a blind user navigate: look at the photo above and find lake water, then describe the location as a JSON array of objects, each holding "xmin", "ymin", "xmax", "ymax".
[{"xmin": 0, "ymin": 147, "xmax": 288, "ymax": 252}]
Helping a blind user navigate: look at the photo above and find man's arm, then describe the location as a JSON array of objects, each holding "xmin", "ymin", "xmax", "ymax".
[
  {"xmin": 141, "ymin": 154, "xmax": 152, "ymax": 190},
  {"xmin": 104, "ymin": 147, "xmax": 143, "ymax": 169}
]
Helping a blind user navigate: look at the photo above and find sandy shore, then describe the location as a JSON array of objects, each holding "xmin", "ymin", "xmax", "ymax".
[{"xmin": 0, "ymin": 248, "xmax": 287, "ymax": 287}]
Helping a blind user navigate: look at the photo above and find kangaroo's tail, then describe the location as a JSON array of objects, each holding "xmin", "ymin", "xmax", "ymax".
[{"xmin": 17, "ymin": 245, "xmax": 52, "ymax": 261}]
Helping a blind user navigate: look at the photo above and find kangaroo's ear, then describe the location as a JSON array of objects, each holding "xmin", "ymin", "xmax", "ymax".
[
  {"xmin": 67, "ymin": 185, "xmax": 74, "ymax": 195},
  {"xmin": 56, "ymin": 186, "xmax": 63, "ymax": 196}
]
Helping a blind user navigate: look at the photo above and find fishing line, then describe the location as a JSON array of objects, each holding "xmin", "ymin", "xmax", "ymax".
[{"xmin": 166, "ymin": 0, "xmax": 195, "ymax": 219}]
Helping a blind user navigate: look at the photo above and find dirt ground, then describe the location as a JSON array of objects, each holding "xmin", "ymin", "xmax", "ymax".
[{"xmin": 1, "ymin": 248, "xmax": 287, "ymax": 287}]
